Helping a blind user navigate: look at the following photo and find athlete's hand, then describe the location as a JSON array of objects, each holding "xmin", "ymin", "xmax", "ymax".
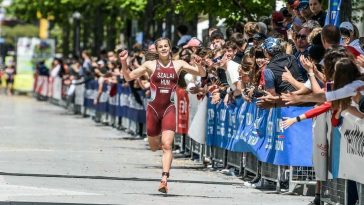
[{"xmin": 118, "ymin": 50, "xmax": 128, "ymax": 62}]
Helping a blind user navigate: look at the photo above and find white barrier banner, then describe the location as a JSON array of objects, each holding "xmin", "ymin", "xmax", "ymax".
[
  {"xmin": 188, "ymin": 96, "xmax": 207, "ymax": 144},
  {"xmin": 53, "ymin": 77, "xmax": 62, "ymax": 100},
  {"xmin": 337, "ymin": 111, "xmax": 364, "ymax": 183}
]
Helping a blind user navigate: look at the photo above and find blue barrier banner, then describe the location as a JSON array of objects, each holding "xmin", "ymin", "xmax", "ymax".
[
  {"xmin": 108, "ymin": 84, "xmax": 118, "ymax": 117},
  {"xmin": 247, "ymin": 107, "xmax": 270, "ymax": 156},
  {"xmin": 116, "ymin": 84, "xmax": 124, "ymax": 117},
  {"xmin": 119, "ymin": 85, "xmax": 131, "ymax": 118},
  {"xmin": 227, "ymin": 100, "xmax": 251, "ymax": 152},
  {"xmin": 215, "ymin": 102, "xmax": 229, "ymax": 148},
  {"xmin": 84, "ymin": 80, "xmax": 97, "ymax": 108},
  {"xmin": 272, "ymin": 106, "xmax": 313, "ymax": 166},
  {"xmin": 206, "ymin": 97, "xmax": 314, "ymax": 166},
  {"xmin": 96, "ymin": 82, "xmax": 109, "ymax": 113},
  {"xmin": 206, "ymin": 96, "xmax": 217, "ymax": 146}
]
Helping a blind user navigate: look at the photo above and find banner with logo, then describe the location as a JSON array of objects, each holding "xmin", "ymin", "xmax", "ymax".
[
  {"xmin": 332, "ymin": 111, "xmax": 364, "ymax": 184},
  {"xmin": 14, "ymin": 38, "xmax": 55, "ymax": 92},
  {"xmin": 206, "ymin": 95, "xmax": 217, "ymax": 146},
  {"xmin": 205, "ymin": 98, "xmax": 314, "ymax": 166},
  {"xmin": 326, "ymin": 0, "xmax": 342, "ymax": 26}
]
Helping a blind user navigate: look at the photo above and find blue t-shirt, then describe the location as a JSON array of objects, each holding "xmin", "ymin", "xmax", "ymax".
[{"xmin": 263, "ymin": 68, "xmax": 275, "ymax": 90}]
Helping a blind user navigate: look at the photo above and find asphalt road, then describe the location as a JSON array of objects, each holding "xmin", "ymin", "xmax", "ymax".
[{"xmin": 0, "ymin": 95, "xmax": 311, "ymax": 205}]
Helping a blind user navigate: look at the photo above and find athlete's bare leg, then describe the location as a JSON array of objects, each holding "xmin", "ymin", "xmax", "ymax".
[
  {"xmin": 161, "ymin": 130, "xmax": 174, "ymax": 182},
  {"xmin": 148, "ymin": 135, "xmax": 162, "ymax": 151}
]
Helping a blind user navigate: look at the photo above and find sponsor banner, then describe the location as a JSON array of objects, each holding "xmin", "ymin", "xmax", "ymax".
[
  {"xmin": 188, "ymin": 96, "xmax": 207, "ymax": 144},
  {"xmin": 333, "ymin": 111, "xmax": 364, "ymax": 184},
  {"xmin": 205, "ymin": 97, "xmax": 314, "ymax": 166}
]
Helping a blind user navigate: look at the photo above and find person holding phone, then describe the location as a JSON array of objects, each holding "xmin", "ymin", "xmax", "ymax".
[{"xmin": 119, "ymin": 37, "xmax": 205, "ymax": 194}]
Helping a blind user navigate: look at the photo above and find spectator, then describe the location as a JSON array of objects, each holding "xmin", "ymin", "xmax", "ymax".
[
  {"xmin": 321, "ymin": 25, "xmax": 341, "ymax": 50},
  {"xmin": 176, "ymin": 25, "xmax": 192, "ymax": 47},
  {"xmin": 270, "ymin": 12, "xmax": 287, "ymax": 39},
  {"xmin": 298, "ymin": 0, "xmax": 313, "ymax": 23},
  {"xmin": 294, "ymin": 27, "xmax": 312, "ymax": 80},
  {"xmin": 309, "ymin": 0, "xmax": 326, "ymax": 27},
  {"xmin": 339, "ymin": 22, "xmax": 364, "ymax": 54},
  {"xmin": 5, "ymin": 65, "xmax": 15, "ymax": 96},
  {"xmin": 183, "ymin": 37, "xmax": 202, "ymax": 53},
  {"xmin": 210, "ymin": 30, "xmax": 225, "ymax": 49},
  {"xmin": 262, "ymin": 37, "xmax": 304, "ymax": 96}
]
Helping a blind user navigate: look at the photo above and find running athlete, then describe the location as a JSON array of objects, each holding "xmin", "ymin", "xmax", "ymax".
[{"xmin": 119, "ymin": 37, "xmax": 205, "ymax": 193}]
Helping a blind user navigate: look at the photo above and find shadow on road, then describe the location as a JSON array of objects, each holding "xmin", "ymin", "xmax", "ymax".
[{"xmin": 0, "ymin": 172, "xmax": 242, "ymax": 186}]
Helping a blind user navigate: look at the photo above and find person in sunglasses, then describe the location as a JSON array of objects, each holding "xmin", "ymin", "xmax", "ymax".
[
  {"xmin": 298, "ymin": 0, "xmax": 313, "ymax": 23},
  {"xmin": 294, "ymin": 27, "xmax": 312, "ymax": 80}
]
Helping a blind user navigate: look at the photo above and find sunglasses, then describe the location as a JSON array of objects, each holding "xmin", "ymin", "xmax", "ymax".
[
  {"xmin": 296, "ymin": 34, "xmax": 307, "ymax": 40},
  {"xmin": 298, "ymin": 4, "xmax": 309, "ymax": 11}
]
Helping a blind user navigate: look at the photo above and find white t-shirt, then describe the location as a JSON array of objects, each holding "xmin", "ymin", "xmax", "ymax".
[
  {"xmin": 304, "ymin": 80, "xmax": 312, "ymax": 90},
  {"xmin": 226, "ymin": 60, "xmax": 240, "ymax": 91}
]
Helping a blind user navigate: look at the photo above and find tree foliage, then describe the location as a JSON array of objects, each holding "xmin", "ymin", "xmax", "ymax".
[{"xmin": 154, "ymin": 0, "xmax": 275, "ymax": 24}]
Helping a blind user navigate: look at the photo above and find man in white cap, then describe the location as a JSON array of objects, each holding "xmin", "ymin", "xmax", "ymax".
[{"xmin": 340, "ymin": 21, "xmax": 364, "ymax": 54}]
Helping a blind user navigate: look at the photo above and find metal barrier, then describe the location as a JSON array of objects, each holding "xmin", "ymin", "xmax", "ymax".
[
  {"xmin": 243, "ymin": 152, "xmax": 259, "ymax": 177},
  {"xmin": 211, "ymin": 146, "xmax": 227, "ymax": 168},
  {"xmin": 359, "ymin": 183, "xmax": 364, "ymax": 205},
  {"xmin": 321, "ymin": 179, "xmax": 347, "ymax": 205},
  {"xmin": 260, "ymin": 163, "xmax": 289, "ymax": 192},
  {"xmin": 42, "ymin": 75, "xmax": 364, "ymax": 200},
  {"xmin": 174, "ymin": 134, "xmax": 184, "ymax": 152},
  {"xmin": 184, "ymin": 135, "xmax": 192, "ymax": 157},
  {"xmin": 226, "ymin": 151, "xmax": 242, "ymax": 174},
  {"xmin": 288, "ymin": 166, "xmax": 316, "ymax": 194},
  {"xmin": 191, "ymin": 139, "xmax": 204, "ymax": 161}
]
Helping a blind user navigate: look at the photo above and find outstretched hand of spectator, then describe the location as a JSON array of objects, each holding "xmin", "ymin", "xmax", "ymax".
[
  {"xmin": 257, "ymin": 91, "xmax": 279, "ymax": 108},
  {"xmin": 300, "ymin": 55, "xmax": 315, "ymax": 72},
  {"xmin": 357, "ymin": 54, "xmax": 364, "ymax": 68},
  {"xmin": 281, "ymin": 92, "xmax": 301, "ymax": 105}
]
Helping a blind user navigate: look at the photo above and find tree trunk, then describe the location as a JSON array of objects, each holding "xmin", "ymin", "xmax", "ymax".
[
  {"xmin": 143, "ymin": 0, "xmax": 154, "ymax": 42},
  {"xmin": 82, "ymin": 9, "xmax": 90, "ymax": 52},
  {"xmin": 208, "ymin": 14, "xmax": 218, "ymax": 28},
  {"xmin": 93, "ymin": 6, "xmax": 104, "ymax": 56},
  {"xmin": 62, "ymin": 21, "xmax": 70, "ymax": 57},
  {"xmin": 164, "ymin": 0, "xmax": 173, "ymax": 40},
  {"xmin": 106, "ymin": 9, "xmax": 117, "ymax": 51},
  {"xmin": 340, "ymin": 0, "xmax": 352, "ymax": 22}
]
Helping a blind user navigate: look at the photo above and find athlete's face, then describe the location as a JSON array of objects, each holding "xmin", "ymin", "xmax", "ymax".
[{"xmin": 156, "ymin": 40, "xmax": 171, "ymax": 58}]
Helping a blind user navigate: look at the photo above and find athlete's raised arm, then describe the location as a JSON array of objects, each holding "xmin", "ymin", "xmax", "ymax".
[
  {"xmin": 119, "ymin": 50, "xmax": 149, "ymax": 82},
  {"xmin": 178, "ymin": 55, "xmax": 206, "ymax": 77}
]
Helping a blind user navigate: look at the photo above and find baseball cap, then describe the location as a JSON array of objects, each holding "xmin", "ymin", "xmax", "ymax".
[
  {"xmin": 298, "ymin": 0, "xmax": 309, "ymax": 11},
  {"xmin": 262, "ymin": 37, "xmax": 282, "ymax": 54},
  {"xmin": 183, "ymin": 37, "xmax": 202, "ymax": 49},
  {"xmin": 339, "ymin": 22, "xmax": 354, "ymax": 32},
  {"xmin": 288, "ymin": 0, "xmax": 300, "ymax": 9},
  {"xmin": 272, "ymin": 11, "xmax": 284, "ymax": 24}
]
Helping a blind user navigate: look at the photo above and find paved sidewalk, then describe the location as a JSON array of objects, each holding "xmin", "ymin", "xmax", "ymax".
[{"xmin": 0, "ymin": 95, "xmax": 311, "ymax": 205}]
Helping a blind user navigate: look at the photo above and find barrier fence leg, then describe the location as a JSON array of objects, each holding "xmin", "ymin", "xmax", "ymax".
[
  {"xmin": 275, "ymin": 166, "xmax": 281, "ymax": 193},
  {"xmin": 199, "ymin": 143, "xmax": 204, "ymax": 162}
]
